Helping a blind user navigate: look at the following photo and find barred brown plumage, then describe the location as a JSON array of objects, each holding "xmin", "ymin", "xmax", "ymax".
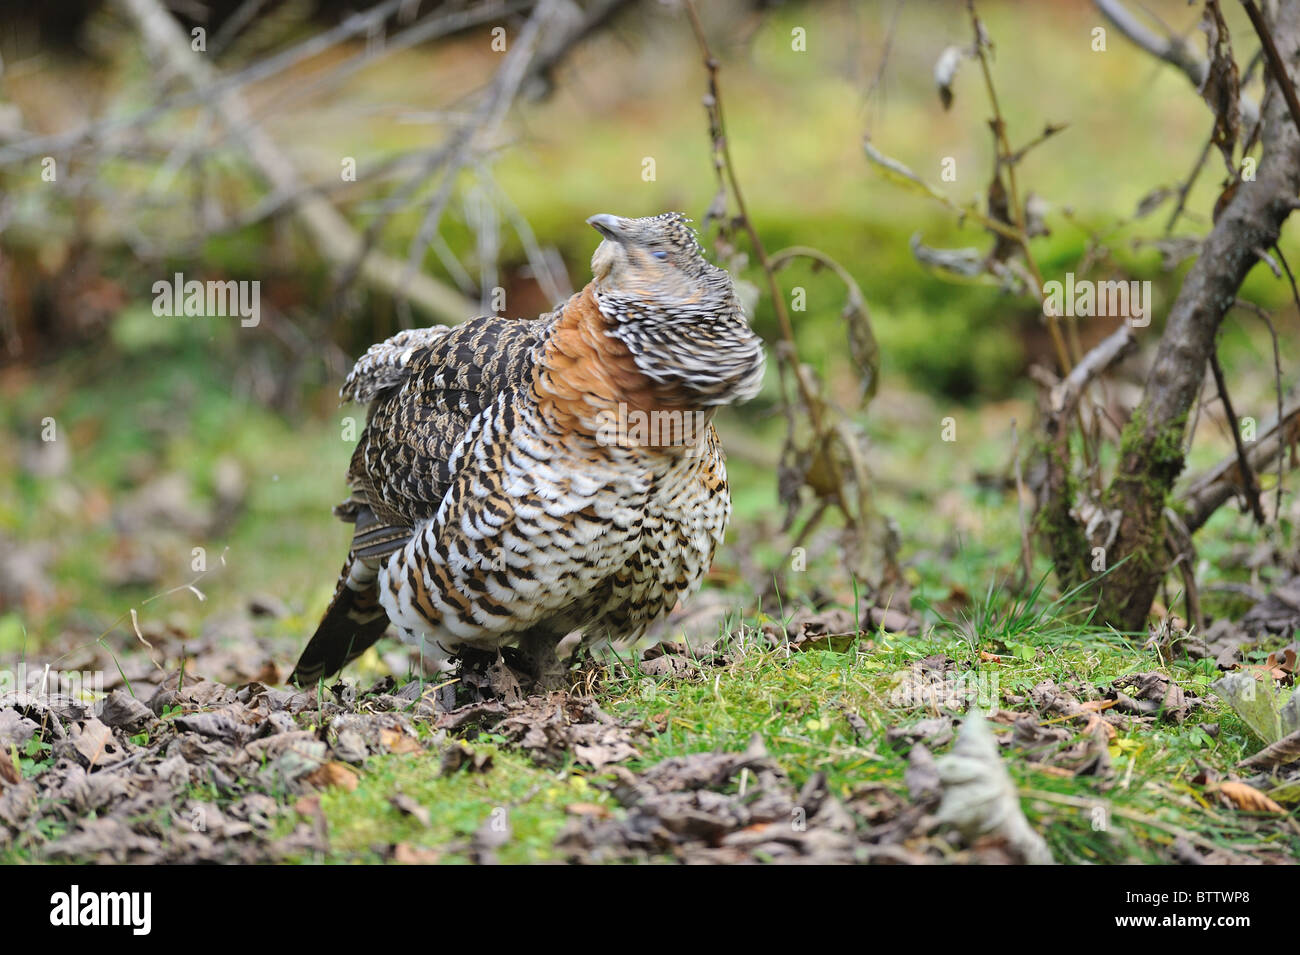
[{"xmin": 289, "ymin": 212, "xmax": 765, "ymax": 688}]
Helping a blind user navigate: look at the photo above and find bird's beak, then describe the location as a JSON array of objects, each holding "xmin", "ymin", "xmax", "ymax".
[{"xmin": 587, "ymin": 213, "xmax": 627, "ymax": 242}]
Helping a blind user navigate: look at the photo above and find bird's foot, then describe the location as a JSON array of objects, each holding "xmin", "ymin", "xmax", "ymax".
[{"xmin": 513, "ymin": 632, "xmax": 569, "ymax": 694}]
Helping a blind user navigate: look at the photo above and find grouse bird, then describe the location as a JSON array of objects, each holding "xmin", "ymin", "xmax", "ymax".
[{"xmin": 289, "ymin": 212, "xmax": 765, "ymax": 687}]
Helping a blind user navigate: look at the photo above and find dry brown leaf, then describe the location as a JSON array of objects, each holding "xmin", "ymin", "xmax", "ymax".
[
  {"xmin": 1078, "ymin": 700, "xmax": 1118, "ymax": 713},
  {"xmin": 1199, "ymin": 0, "xmax": 1240, "ymax": 172},
  {"xmin": 305, "ymin": 761, "xmax": 360, "ymax": 792},
  {"xmin": 1082, "ymin": 713, "xmax": 1117, "ymax": 740},
  {"xmin": 378, "ymin": 727, "xmax": 421, "ymax": 754},
  {"xmin": 1215, "ymin": 781, "xmax": 1285, "ymax": 814},
  {"xmin": 1243, "ymin": 650, "xmax": 1299, "ymax": 684},
  {"xmin": 0, "ymin": 748, "xmax": 20, "ymax": 787},
  {"xmin": 389, "ymin": 793, "xmax": 430, "ymax": 827},
  {"xmin": 70, "ymin": 717, "xmax": 126, "ymax": 769},
  {"xmin": 392, "ymin": 842, "xmax": 440, "ymax": 864},
  {"xmin": 1238, "ymin": 727, "xmax": 1300, "ymax": 771}
]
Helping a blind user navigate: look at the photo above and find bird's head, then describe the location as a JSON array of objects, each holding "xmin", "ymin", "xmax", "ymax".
[
  {"xmin": 587, "ymin": 212, "xmax": 723, "ymax": 302},
  {"xmin": 583, "ymin": 211, "xmax": 765, "ymax": 407}
]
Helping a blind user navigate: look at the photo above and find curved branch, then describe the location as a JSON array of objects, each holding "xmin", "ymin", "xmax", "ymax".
[{"xmin": 1093, "ymin": 0, "xmax": 1259, "ymax": 127}]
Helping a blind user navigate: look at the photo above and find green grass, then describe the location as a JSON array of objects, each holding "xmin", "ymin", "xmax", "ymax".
[
  {"xmin": 283, "ymin": 584, "xmax": 1291, "ymax": 864},
  {"xmin": 297, "ymin": 744, "xmax": 620, "ymax": 864}
]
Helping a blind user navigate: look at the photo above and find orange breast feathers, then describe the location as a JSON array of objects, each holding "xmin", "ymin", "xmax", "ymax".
[{"xmin": 533, "ymin": 283, "xmax": 709, "ymax": 449}]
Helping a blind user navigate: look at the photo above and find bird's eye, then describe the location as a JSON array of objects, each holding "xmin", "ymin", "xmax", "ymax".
[{"xmin": 651, "ymin": 250, "xmax": 670, "ymax": 261}]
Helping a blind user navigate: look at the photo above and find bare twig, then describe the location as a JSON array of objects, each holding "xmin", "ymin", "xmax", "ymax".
[
  {"xmin": 0, "ymin": 0, "xmax": 412, "ymax": 165},
  {"xmin": 863, "ymin": 0, "xmax": 906, "ymax": 131},
  {"xmin": 116, "ymin": 0, "xmax": 476, "ymax": 323},
  {"xmin": 1166, "ymin": 124, "xmax": 1215, "ymax": 234},
  {"xmin": 1164, "ymin": 508, "xmax": 1204, "ymax": 634},
  {"xmin": 1208, "ymin": 344, "xmax": 1266, "ymax": 523},
  {"xmin": 1232, "ymin": 297, "xmax": 1285, "ymax": 516},
  {"xmin": 522, "ymin": 0, "xmax": 637, "ymax": 97},
  {"xmin": 403, "ymin": 3, "xmax": 553, "ymax": 310},
  {"xmin": 1181, "ymin": 398, "xmax": 1300, "ymax": 533},
  {"xmin": 1049, "ymin": 325, "xmax": 1136, "ymax": 420},
  {"xmin": 683, "ymin": 0, "xmax": 815, "ymax": 427},
  {"xmin": 246, "ymin": 0, "xmax": 535, "ymax": 132},
  {"xmin": 1011, "ymin": 420, "xmax": 1034, "ymax": 588},
  {"xmin": 208, "ymin": 0, "xmax": 271, "ymax": 58},
  {"xmin": 1007, "ymin": 122, "xmax": 1069, "ymax": 166},
  {"xmin": 332, "ymin": 1, "xmax": 553, "ymax": 316}
]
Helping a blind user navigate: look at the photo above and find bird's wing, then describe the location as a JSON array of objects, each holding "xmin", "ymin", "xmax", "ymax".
[{"xmin": 339, "ymin": 316, "xmax": 547, "ymax": 557}]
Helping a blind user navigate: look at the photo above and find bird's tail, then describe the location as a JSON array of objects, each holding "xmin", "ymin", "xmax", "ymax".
[{"xmin": 289, "ymin": 553, "xmax": 390, "ymax": 687}]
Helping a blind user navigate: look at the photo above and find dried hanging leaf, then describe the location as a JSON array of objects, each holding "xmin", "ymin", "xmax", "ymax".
[
  {"xmin": 934, "ymin": 45, "xmax": 969, "ymax": 110},
  {"xmin": 864, "ymin": 139, "xmax": 955, "ymax": 204},
  {"xmin": 1215, "ymin": 780, "xmax": 1285, "ymax": 814},
  {"xmin": 1023, "ymin": 192, "xmax": 1050, "ymax": 238},
  {"xmin": 909, "ymin": 234, "xmax": 988, "ymax": 279},
  {"xmin": 863, "ymin": 139, "xmax": 1018, "ymax": 241},
  {"xmin": 1199, "ymin": 0, "xmax": 1240, "ymax": 172},
  {"xmin": 803, "ymin": 436, "xmax": 842, "ymax": 499},
  {"xmin": 769, "ymin": 246, "xmax": 880, "ymax": 406},
  {"xmin": 843, "ymin": 288, "xmax": 879, "ymax": 403},
  {"xmin": 703, "ymin": 184, "xmax": 728, "ymax": 226}
]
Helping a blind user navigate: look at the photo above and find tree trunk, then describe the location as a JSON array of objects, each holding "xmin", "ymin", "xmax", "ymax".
[{"xmin": 1097, "ymin": 3, "xmax": 1300, "ymax": 630}]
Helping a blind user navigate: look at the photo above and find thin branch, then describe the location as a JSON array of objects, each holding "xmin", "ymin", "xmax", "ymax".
[
  {"xmin": 115, "ymin": 0, "xmax": 477, "ymax": 323},
  {"xmin": 389, "ymin": 0, "xmax": 554, "ymax": 320},
  {"xmin": 1049, "ymin": 325, "xmax": 1136, "ymax": 420},
  {"xmin": 0, "ymin": 0, "xmax": 412, "ymax": 165},
  {"xmin": 966, "ymin": 1, "xmax": 1071, "ymax": 371},
  {"xmin": 1181, "ymin": 397, "xmax": 1300, "ymax": 533},
  {"xmin": 1011, "ymin": 419, "xmax": 1034, "ymax": 588},
  {"xmin": 1207, "ymin": 347, "xmax": 1265, "ymax": 523},
  {"xmin": 1166, "ymin": 124, "xmax": 1215, "ymax": 234},
  {"xmin": 1093, "ymin": 0, "xmax": 1258, "ymax": 127},
  {"xmin": 683, "ymin": 2, "xmax": 808, "ymax": 415},
  {"xmin": 1164, "ymin": 508, "xmax": 1204, "ymax": 634},
  {"xmin": 1241, "ymin": 0, "xmax": 1300, "ymax": 137},
  {"xmin": 1097, "ymin": 0, "xmax": 1300, "ymax": 628},
  {"xmin": 1232, "ymin": 296, "xmax": 1285, "ymax": 516},
  {"xmin": 522, "ymin": 0, "xmax": 638, "ymax": 97}
]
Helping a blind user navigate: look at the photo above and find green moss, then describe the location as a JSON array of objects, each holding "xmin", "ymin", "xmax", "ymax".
[{"xmin": 1095, "ymin": 406, "xmax": 1193, "ymax": 627}]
